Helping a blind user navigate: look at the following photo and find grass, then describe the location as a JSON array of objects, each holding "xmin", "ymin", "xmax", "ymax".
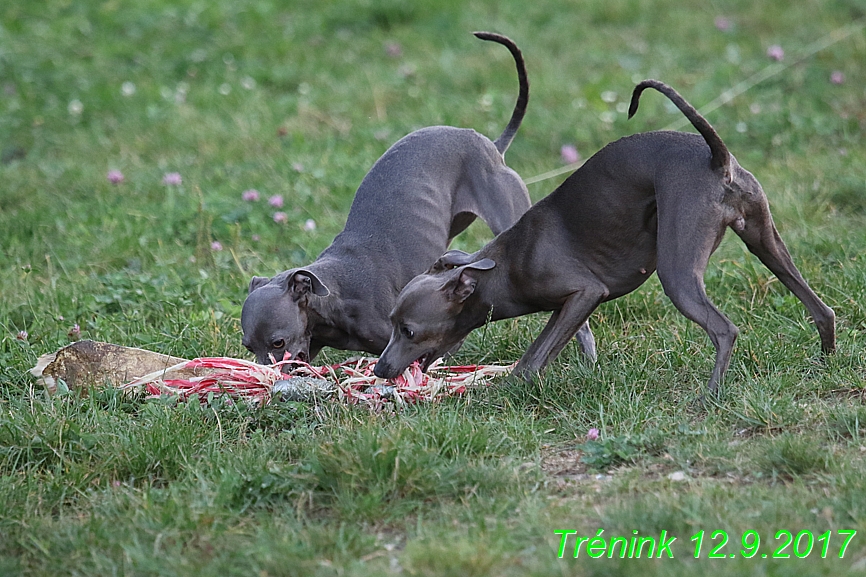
[{"xmin": 1, "ymin": 0, "xmax": 865, "ymax": 574}]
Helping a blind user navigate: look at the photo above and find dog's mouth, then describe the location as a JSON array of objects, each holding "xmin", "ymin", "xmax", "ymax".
[
  {"xmin": 276, "ymin": 350, "xmax": 309, "ymax": 373},
  {"xmin": 415, "ymin": 352, "xmax": 433, "ymax": 372}
]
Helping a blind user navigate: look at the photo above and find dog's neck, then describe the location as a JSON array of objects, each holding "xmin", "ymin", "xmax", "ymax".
[
  {"xmin": 304, "ymin": 291, "xmax": 365, "ymax": 352},
  {"xmin": 298, "ymin": 259, "xmax": 386, "ymax": 352},
  {"xmin": 463, "ymin": 246, "xmax": 536, "ymax": 325}
]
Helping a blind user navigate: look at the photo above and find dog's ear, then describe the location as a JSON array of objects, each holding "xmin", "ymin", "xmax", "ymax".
[
  {"xmin": 249, "ymin": 276, "xmax": 271, "ymax": 293},
  {"xmin": 466, "ymin": 258, "xmax": 496, "ymax": 271},
  {"xmin": 289, "ymin": 269, "xmax": 330, "ymax": 301},
  {"xmin": 442, "ymin": 259, "xmax": 495, "ymax": 303},
  {"xmin": 428, "ymin": 250, "xmax": 473, "ymax": 273}
]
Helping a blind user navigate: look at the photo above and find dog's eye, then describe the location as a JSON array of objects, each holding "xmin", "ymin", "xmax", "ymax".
[
  {"xmin": 401, "ymin": 326, "xmax": 415, "ymax": 340},
  {"xmin": 271, "ymin": 339, "xmax": 285, "ymax": 349}
]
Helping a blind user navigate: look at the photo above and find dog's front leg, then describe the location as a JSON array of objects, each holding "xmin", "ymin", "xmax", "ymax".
[
  {"xmin": 535, "ymin": 313, "xmax": 597, "ymax": 363},
  {"xmin": 514, "ymin": 282, "xmax": 608, "ymax": 380}
]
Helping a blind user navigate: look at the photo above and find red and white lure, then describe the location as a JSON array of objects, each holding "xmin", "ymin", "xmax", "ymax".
[{"xmin": 121, "ymin": 354, "xmax": 514, "ymax": 406}]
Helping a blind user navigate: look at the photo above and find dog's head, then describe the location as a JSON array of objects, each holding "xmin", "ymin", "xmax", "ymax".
[
  {"xmin": 240, "ymin": 269, "xmax": 329, "ymax": 365},
  {"xmin": 373, "ymin": 251, "xmax": 495, "ymax": 379}
]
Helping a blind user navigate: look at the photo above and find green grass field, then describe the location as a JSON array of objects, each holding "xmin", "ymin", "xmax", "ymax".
[{"xmin": 2, "ymin": 0, "xmax": 866, "ymax": 574}]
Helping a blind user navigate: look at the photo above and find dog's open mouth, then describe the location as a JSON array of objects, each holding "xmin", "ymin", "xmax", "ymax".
[
  {"xmin": 277, "ymin": 350, "xmax": 309, "ymax": 373},
  {"xmin": 415, "ymin": 352, "xmax": 432, "ymax": 372}
]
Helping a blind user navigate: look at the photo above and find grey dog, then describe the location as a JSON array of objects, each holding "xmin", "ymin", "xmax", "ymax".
[
  {"xmin": 241, "ymin": 32, "xmax": 539, "ymax": 365},
  {"xmin": 374, "ymin": 79, "xmax": 836, "ymax": 395}
]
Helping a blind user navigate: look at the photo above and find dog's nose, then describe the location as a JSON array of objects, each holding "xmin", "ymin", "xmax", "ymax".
[{"xmin": 373, "ymin": 359, "xmax": 396, "ymax": 380}]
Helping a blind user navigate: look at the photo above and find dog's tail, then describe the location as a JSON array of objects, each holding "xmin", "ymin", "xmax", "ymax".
[
  {"xmin": 628, "ymin": 79, "xmax": 732, "ymax": 182},
  {"xmin": 473, "ymin": 31, "xmax": 529, "ymax": 156}
]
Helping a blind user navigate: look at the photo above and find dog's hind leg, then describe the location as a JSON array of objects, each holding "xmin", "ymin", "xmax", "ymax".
[
  {"xmin": 658, "ymin": 268, "xmax": 739, "ymax": 395},
  {"xmin": 655, "ymin": 205, "xmax": 738, "ymax": 395},
  {"xmin": 735, "ymin": 212, "xmax": 836, "ymax": 354}
]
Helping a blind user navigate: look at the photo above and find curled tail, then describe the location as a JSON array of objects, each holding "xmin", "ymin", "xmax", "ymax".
[
  {"xmin": 473, "ymin": 31, "xmax": 529, "ymax": 156},
  {"xmin": 628, "ymin": 79, "xmax": 731, "ymax": 182}
]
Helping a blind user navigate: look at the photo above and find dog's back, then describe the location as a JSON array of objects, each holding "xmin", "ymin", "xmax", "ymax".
[{"xmin": 241, "ymin": 32, "xmax": 533, "ymax": 363}]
